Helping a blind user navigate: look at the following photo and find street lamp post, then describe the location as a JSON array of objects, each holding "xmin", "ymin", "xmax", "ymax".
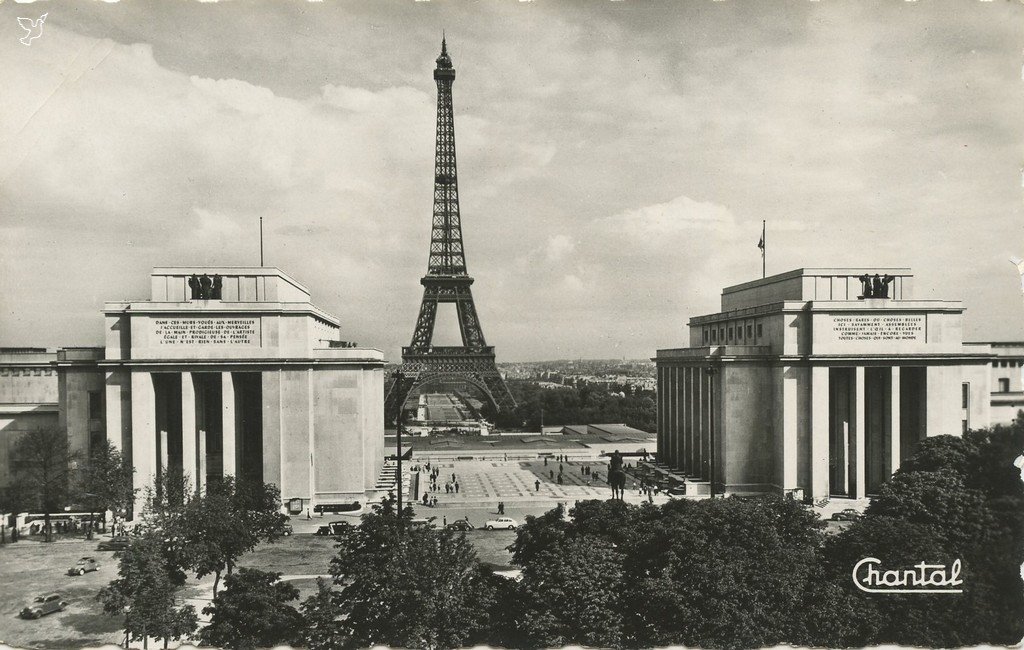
[{"xmin": 396, "ymin": 408, "xmax": 404, "ymax": 522}]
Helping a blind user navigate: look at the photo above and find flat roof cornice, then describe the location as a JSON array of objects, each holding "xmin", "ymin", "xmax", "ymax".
[{"xmin": 722, "ymin": 267, "xmax": 913, "ymax": 295}]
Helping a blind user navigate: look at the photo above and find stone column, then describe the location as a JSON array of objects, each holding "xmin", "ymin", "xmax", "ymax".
[
  {"xmin": 853, "ymin": 366, "xmax": 866, "ymax": 499},
  {"xmin": 656, "ymin": 366, "xmax": 665, "ymax": 464},
  {"xmin": 181, "ymin": 373, "xmax": 197, "ymax": 493},
  {"xmin": 702, "ymin": 370, "xmax": 712, "ymax": 481},
  {"xmin": 159, "ymin": 429, "xmax": 169, "ymax": 485},
  {"xmin": 888, "ymin": 366, "xmax": 901, "ymax": 477},
  {"xmin": 809, "ymin": 366, "xmax": 830, "ymax": 501},
  {"xmin": 222, "ymin": 372, "xmax": 236, "ymax": 478},
  {"xmin": 780, "ymin": 367, "xmax": 799, "ymax": 492},
  {"xmin": 677, "ymin": 367, "xmax": 687, "ymax": 470},
  {"xmin": 130, "ymin": 372, "xmax": 157, "ymax": 517},
  {"xmin": 691, "ymin": 366, "xmax": 700, "ymax": 476},
  {"xmin": 105, "ymin": 372, "xmax": 125, "ymax": 452},
  {"xmin": 681, "ymin": 367, "xmax": 690, "ymax": 474},
  {"xmin": 667, "ymin": 367, "xmax": 676, "ymax": 469}
]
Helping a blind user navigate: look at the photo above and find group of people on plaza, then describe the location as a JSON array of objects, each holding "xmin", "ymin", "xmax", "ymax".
[
  {"xmin": 541, "ymin": 456, "xmax": 606, "ymax": 488},
  {"xmin": 417, "ymin": 462, "xmax": 462, "ymax": 507}
]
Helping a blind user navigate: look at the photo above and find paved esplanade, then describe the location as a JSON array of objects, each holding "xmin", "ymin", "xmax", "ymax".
[{"xmin": 415, "ymin": 458, "xmax": 661, "ymax": 507}]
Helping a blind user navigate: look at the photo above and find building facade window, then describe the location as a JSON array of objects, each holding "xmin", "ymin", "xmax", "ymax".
[
  {"xmin": 998, "ymin": 378, "xmax": 1010, "ymax": 393},
  {"xmin": 961, "ymin": 383, "xmax": 970, "ymax": 409},
  {"xmin": 757, "ymin": 324, "xmax": 763, "ymax": 338}
]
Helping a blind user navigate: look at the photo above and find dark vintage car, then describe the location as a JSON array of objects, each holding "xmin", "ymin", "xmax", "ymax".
[
  {"xmin": 445, "ymin": 519, "xmax": 474, "ymax": 532},
  {"xmin": 315, "ymin": 521, "xmax": 350, "ymax": 536},
  {"xmin": 96, "ymin": 536, "xmax": 130, "ymax": 551},
  {"xmin": 830, "ymin": 508, "xmax": 863, "ymax": 522},
  {"xmin": 20, "ymin": 594, "xmax": 67, "ymax": 619},
  {"xmin": 67, "ymin": 557, "xmax": 100, "ymax": 576},
  {"xmin": 282, "ymin": 523, "xmax": 293, "ymax": 536}
]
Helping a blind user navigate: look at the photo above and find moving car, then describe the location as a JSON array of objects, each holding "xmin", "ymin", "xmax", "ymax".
[
  {"xmin": 97, "ymin": 536, "xmax": 130, "ymax": 551},
  {"xmin": 20, "ymin": 594, "xmax": 66, "ymax": 619},
  {"xmin": 67, "ymin": 557, "xmax": 99, "ymax": 576},
  {"xmin": 830, "ymin": 508, "xmax": 863, "ymax": 522},
  {"xmin": 445, "ymin": 519, "xmax": 474, "ymax": 532},
  {"xmin": 485, "ymin": 516, "xmax": 518, "ymax": 530}
]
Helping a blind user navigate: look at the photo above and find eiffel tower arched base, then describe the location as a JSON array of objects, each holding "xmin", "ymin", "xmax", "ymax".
[{"xmin": 385, "ymin": 346, "xmax": 516, "ymax": 425}]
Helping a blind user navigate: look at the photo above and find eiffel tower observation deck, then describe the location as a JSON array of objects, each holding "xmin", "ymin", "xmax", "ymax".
[{"xmin": 385, "ymin": 39, "xmax": 516, "ymax": 425}]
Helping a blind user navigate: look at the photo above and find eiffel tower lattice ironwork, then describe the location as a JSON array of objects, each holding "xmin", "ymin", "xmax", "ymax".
[{"xmin": 385, "ymin": 39, "xmax": 516, "ymax": 424}]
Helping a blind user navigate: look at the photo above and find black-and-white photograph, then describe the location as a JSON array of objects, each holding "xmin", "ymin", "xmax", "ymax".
[{"xmin": 1, "ymin": 1, "xmax": 1023, "ymax": 648}]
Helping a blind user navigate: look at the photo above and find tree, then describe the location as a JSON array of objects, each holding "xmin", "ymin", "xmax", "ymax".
[
  {"xmin": 329, "ymin": 496, "xmax": 497, "ymax": 649},
  {"xmin": 513, "ymin": 537, "xmax": 624, "ymax": 649},
  {"xmin": 97, "ymin": 533, "xmax": 197, "ymax": 649},
  {"xmin": 200, "ymin": 567, "xmax": 304, "ymax": 649},
  {"xmin": 11, "ymin": 426, "xmax": 77, "ymax": 542},
  {"xmin": 830, "ymin": 424, "xmax": 1024, "ymax": 646},
  {"xmin": 179, "ymin": 477, "xmax": 287, "ymax": 597},
  {"xmin": 301, "ymin": 577, "xmax": 346, "ymax": 650},
  {"xmin": 505, "ymin": 495, "xmax": 835, "ymax": 649},
  {"xmin": 76, "ymin": 439, "xmax": 134, "ymax": 539},
  {"xmin": 866, "ymin": 469, "xmax": 993, "ymax": 553},
  {"xmin": 508, "ymin": 502, "xmax": 569, "ymax": 566}
]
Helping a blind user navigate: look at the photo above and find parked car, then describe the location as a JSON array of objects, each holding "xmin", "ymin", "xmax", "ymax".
[
  {"xmin": 485, "ymin": 517, "xmax": 518, "ymax": 531},
  {"xmin": 97, "ymin": 536, "xmax": 130, "ymax": 551},
  {"xmin": 20, "ymin": 594, "xmax": 66, "ymax": 619},
  {"xmin": 282, "ymin": 523, "xmax": 293, "ymax": 536},
  {"xmin": 446, "ymin": 519, "xmax": 474, "ymax": 532},
  {"xmin": 315, "ymin": 521, "xmax": 350, "ymax": 536},
  {"xmin": 831, "ymin": 508, "xmax": 862, "ymax": 522},
  {"xmin": 67, "ymin": 557, "xmax": 99, "ymax": 576}
]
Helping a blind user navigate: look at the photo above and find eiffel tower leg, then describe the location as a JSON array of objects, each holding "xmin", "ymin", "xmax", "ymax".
[
  {"xmin": 410, "ymin": 298, "xmax": 437, "ymax": 350},
  {"xmin": 455, "ymin": 297, "xmax": 486, "ymax": 349},
  {"xmin": 480, "ymin": 371, "xmax": 517, "ymax": 410}
]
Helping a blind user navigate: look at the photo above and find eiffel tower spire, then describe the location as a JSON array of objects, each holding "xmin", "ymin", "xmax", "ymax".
[{"xmin": 385, "ymin": 39, "xmax": 516, "ymax": 424}]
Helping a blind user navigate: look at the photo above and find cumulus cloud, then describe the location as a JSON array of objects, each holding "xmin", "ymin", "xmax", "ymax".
[{"xmin": 1, "ymin": 2, "xmax": 1022, "ymax": 360}]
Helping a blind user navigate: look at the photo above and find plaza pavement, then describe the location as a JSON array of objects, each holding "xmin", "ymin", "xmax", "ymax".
[{"xmin": 410, "ymin": 458, "xmax": 666, "ymax": 509}]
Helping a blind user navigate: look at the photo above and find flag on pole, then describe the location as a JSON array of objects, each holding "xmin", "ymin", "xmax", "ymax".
[{"xmin": 758, "ymin": 220, "xmax": 766, "ymax": 278}]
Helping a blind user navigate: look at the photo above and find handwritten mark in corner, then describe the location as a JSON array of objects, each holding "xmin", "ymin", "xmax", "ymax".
[{"xmin": 18, "ymin": 13, "xmax": 47, "ymax": 46}]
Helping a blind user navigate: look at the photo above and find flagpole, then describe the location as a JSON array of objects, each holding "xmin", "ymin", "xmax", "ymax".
[{"xmin": 761, "ymin": 220, "xmax": 766, "ymax": 279}]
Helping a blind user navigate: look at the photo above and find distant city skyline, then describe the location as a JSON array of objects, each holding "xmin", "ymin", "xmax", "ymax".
[{"xmin": 2, "ymin": 1, "xmax": 1022, "ymax": 362}]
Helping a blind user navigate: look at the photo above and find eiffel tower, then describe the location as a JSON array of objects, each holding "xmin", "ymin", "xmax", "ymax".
[{"xmin": 385, "ymin": 39, "xmax": 516, "ymax": 424}]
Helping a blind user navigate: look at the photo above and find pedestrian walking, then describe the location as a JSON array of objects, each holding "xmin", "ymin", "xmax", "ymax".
[
  {"xmin": 443, "ymin": 516, "xmax": 447, "ymax": 526},
  {"xmin": 535, "ymin": 479, "xmax": 540, "ymax": 492},
  {"xmin": 550, "ymin": 470, "xmax": 554, "ymax": 479},
  {"xmin": 455, "ymin": 481, "xmax": 460, "ymax": 493},
  {"xmin": 498, "ymin": 502, "xmax": 505, "ymax": 515},
  {"xmin": 544, "ymin": 457, "xmax": 548, "ymax": 466}
]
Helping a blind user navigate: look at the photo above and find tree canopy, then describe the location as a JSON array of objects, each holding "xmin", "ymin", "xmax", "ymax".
[
  {"xmin": 328, "ymin": 496, "xmax": 499, "ymax": 650},
  {"xmin": 97, "ymin": 533, "xmax": 197, "ymax": 649},
  {"xmin": 200, "ymin": 567, "xmax": 304, "ymax": 649}
]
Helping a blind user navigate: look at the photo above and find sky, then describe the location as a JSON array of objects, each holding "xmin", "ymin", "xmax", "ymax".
[{"xmin": 1, "ymin": 0, "xmax": 1022, "ymax": 362}]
